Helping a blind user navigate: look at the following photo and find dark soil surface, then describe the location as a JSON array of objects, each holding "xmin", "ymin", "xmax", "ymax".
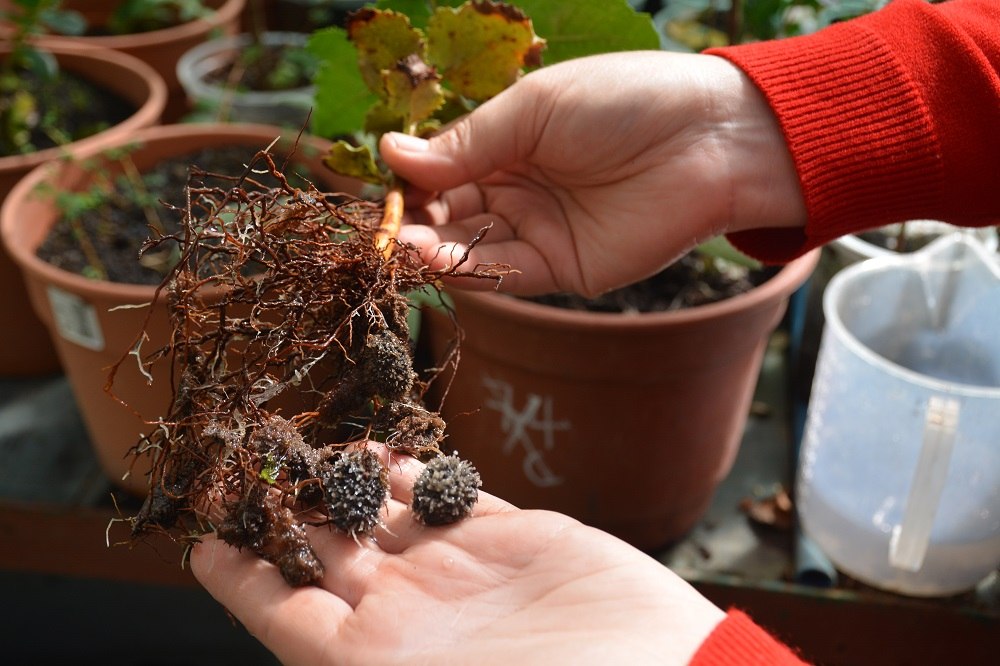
[
  {"xmin": 0, "ymin": 68, "xmax": 134, "ymax": 158},
  {"xmin": 204, "ymin": 42, "xmax": 316, "ymax": 92},
  {"xmin": 528, "ymin": 252, "xmax": 777, "ymax": 313},
  {"xmin": 36, "ymin": 146, "xmax": 315, "ymax": 284}
]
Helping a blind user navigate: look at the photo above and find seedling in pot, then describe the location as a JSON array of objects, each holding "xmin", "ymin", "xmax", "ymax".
[
  {"xmin": 0, "ymin": 0, "xmax": 89, "ymax": 155},
  {"xmin": 34, "ymin": 145, "xmax": 170, "ymax": 281}
]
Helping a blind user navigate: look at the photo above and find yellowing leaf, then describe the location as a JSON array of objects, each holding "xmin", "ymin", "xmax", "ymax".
[
  {"xmin": 665, "ymin": 20, "xmax": 729, "ymax": 51},
  {"xmin": 382, "ymin": 54, "xmax": 445, "ymax": 128},
  {"xmin": 364, "ymin": 102, "xmax": 406, "ymax": 136},
  {"xmin": 323, "ymin": 141, "xmax": 386, "ymax": 185},
  {"xmin": 346, "ymin": 8, "xmax": 425, "ymax": 98},
  {"xmin": 426, "ymin": 1, "xmax": 545, "ymax": 102}
]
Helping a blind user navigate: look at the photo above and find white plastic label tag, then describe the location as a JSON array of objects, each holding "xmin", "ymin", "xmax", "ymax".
[{"xmin": 47, "ymin": 285, "xmax": 105, "ymax": 351}]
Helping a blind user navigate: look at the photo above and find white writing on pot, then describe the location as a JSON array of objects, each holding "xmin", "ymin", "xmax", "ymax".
[{"xmin": 482, "ymin": 375, "xmax": 569, "ymax": 488}]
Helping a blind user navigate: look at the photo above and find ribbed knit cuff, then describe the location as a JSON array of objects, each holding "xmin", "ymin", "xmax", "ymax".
[
  {"xmin": 706, "ymin": 2, "xmax": 944, "ymax": 263},
  {"xmin": 689, "ymin": 610, "xmax": 809, "ymax": 666}
]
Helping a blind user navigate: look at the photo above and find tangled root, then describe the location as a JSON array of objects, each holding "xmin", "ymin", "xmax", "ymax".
[{"xmin": 114, "ymin": 140, "xmax": 503, "ymax": 586}]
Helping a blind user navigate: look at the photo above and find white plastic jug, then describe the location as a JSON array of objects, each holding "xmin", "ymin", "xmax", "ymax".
[{"xmin": 797, "ymin": 234, "xmax": 1000, "ymax": 596}]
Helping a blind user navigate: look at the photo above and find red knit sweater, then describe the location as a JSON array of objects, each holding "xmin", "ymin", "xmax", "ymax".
[
  {"xmin": 691, "ymin": 1, "xmax": 999, "ymax": 662},
  {"xmin": 710, "ymin": 0, "xmax": 1000, "ymax": 264}
]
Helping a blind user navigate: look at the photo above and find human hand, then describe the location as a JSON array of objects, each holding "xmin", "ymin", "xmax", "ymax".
[
  {"xmin": 191, "ymin": 445, "xmax": 725, "ymax": 665},
  {"xmin": 380, "ymin": 51, "xmax": 806, "ymax": 297}
]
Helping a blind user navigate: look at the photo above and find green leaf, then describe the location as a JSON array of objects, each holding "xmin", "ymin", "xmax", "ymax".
[
  {"xmin": 513, "ymin": 0, "xmax": 659, "ymax": 65},
  {"xmin": 310, "ymin": 0, "xmax": 658, "ymax": 139},
  {"xmin": 308, "ymin": 27, "xmax": 378, "ymax": 138},
  {"xmin": 20, "ymin": 46, "xmax": 58, "ymax": 79},
  {"xmin": 346, "ymin": 8, "xmax": 425, "ymax": 97},
  {"xmin": 323, "ymin": 141, "xmax": 386, "ymax": 185},
  {"xmin": 260, "ymin": 454, "xmax": 282, "ymax": 485},
  {"xmin": 364, "ymin": 102, "xmax": 406, "ymax": 136},
  {"xmin": 39, "ymin": 7, "xmax": 86, "ymax": 36},
  {"xmin": 696, "ymin": 236, "xmax": 763, "ymax": 270},
  {"xmin": 375, "ymin": 0, "xmax": 465, "ymax": 30},
  {"xmin": 426, "ymin": 2, "xmax": 544, "ymax": 102},
  {"xmin": 0, "ymin": 90, "xmax": 38, "ymax": 154}
]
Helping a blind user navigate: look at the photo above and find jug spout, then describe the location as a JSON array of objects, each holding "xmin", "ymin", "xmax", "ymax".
[{"xmin": 916, "ymin": 234, "xmax": 1000, "ymax": 331}]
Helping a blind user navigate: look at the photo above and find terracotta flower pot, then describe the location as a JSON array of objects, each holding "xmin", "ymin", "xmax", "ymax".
[
  {"xmin": 0, "ymin": 123, "xmax": 343, "ymax": 495},
  {"xmin": 422, "ymin": 251, "xmax": 819, "ymax": 551},
  {"xmin": 37, "ymin": 0, "xmax": 247, "ymax": 122},
  {"xmin": 0, "ymin": 42, "xmax": 168, "ymax": 376},
  {"xmin": 265, "ymin": 0, "xmax": 366, "ymax": 31}
]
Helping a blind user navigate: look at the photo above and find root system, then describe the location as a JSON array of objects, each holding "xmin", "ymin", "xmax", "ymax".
[{"xmin": 115, "ymin": 139, "xmax": 503, "ymax": 586}]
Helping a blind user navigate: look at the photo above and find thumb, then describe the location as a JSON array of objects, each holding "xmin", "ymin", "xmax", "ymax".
[{"xmin": 379, "ymin": 89, "xmax": 536, "ymax": 192}]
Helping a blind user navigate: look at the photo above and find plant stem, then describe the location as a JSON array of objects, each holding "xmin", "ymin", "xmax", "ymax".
[
  {"xmin": 896, "ymin": 220, "xmax": 909, "ymax": 253},
  {"xmin": 120, "ymin": 154, "xmax": 166, "ymax": 236},
  {"xmin": 727, "ymin": 1, "xmax": 744, "ymax": 46},
  {"xmin": 68, "ymin": 217, "xmax": 108, "ymax": 281},
  {"xmin": 376, "ymin": 184, "xmax": 404, "ymax": 259}
]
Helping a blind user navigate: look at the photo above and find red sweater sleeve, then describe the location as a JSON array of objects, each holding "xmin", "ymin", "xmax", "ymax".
[
  {"xmin": 690, "ymin": 610, "xmax": 809, "ymax": 666},
  {"xmin": 705, "ymin": 0, "xmax": 1000, "ymax": 263}
]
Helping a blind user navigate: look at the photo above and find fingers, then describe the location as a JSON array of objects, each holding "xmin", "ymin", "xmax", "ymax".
[
  {"xmin": 379, "ymin": 83, "xmax": 540, "ymax": 192},
  {"xmin": 190, "ymin": 534, "xmax": 353, "ymax": 666},
  {"xmin": 374, "ymin": 449, "xmax": 520, "ymax": 552},
  {"xmin": 396, "ymin": 222, "xmax": 559, "ymax": 294},
  {"xmin": 403, "ymin": 181, "xmax": 490, "ymax": 227},
  {"xmin": 192, "ymin": 444, "xmax": 517, "ymax": 622}
]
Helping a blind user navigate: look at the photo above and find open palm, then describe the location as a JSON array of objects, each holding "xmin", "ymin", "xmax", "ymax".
[{"xmin": 191, "ymin": 448, "xmax": 723, "ymax": 665}]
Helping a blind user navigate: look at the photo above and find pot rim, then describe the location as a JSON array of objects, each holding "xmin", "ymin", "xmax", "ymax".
[
  {"xmin": 444, "ymin": 249, "xmax": 820, "ymax": 331},
  {"xmin": 36, "ymin": 0, "xmax": 246, "ymax": 52},
  {"xmin": 0, "ymin": 42, "xmax": 168, "ymax": 175},
  {"xmin": 1, "ymin": 122, "xmax": 337, "ymax": 304}
]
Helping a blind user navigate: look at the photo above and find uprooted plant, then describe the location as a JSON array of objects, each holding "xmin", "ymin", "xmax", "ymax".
[
  {"xmin": 117, "ymin": 141, "xmax": 505, "ymax": 586},
  {"xmin": 0, "ymin": 0, "xmax": 92, "ymax": 155},
  {"xmin": 116, "ymin": 0, "xmax": 656, "ymax": 586},
  {"xmin": 309, "ymin": 0, "xmax": 761, "ymax": 306},
  {"xmin": 313, "ymin": 1, "xmax": 546, "ymax": 252}
]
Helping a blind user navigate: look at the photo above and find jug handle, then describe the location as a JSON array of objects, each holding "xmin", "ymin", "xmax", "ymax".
[{"xmin": 889, "ymin": 396, "xmax": 960, "ymax": 572}]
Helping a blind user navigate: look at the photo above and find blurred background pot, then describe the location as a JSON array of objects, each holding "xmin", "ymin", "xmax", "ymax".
[
  {"xmin": 264, "ymin": 0, "xmax": 365, "ymax": 31},
  {"xmin": 34, "ymin": 0, "xmax": 247, "ymax": 122},
  {"xmin": 1, "ymin": 123, "xmax": 342, "ymax": 495},
  {"xmin": 421, "ymin": 250, "xmax": 819, "ymax": 551},
  {"xmin": 0, "ymin": 42, "xmax": 167, "ymax": 376},
  {"xmin": 177, "ymin": 30, "xmax": 314, "ymax": 126}
]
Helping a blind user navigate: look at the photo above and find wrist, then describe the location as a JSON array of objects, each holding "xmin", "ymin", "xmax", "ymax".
[{"xmin": 708, "ymin": 56, "xmax": 807, "ymax": 235}]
